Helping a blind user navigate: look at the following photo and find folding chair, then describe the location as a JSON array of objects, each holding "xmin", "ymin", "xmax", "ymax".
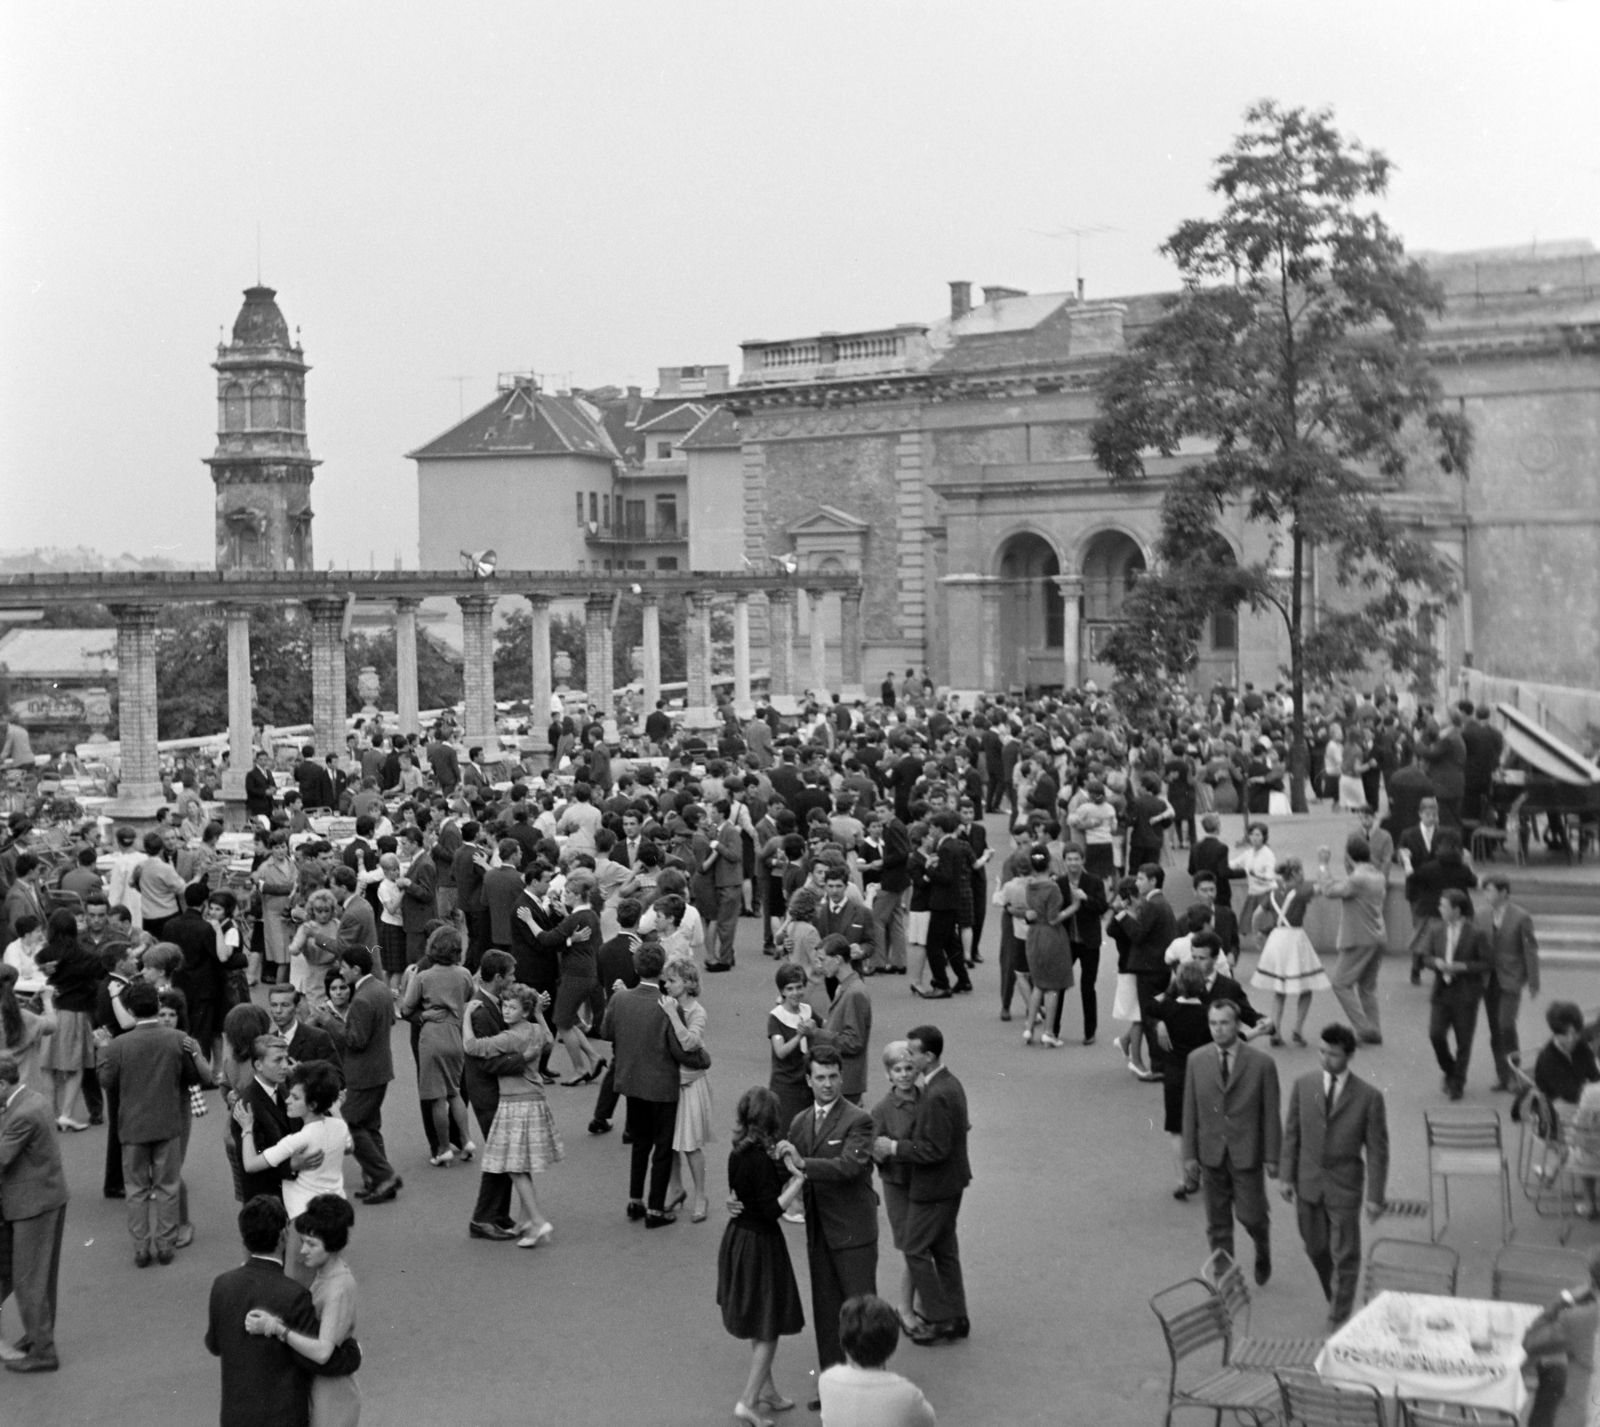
[
  {"xmin": 1492, "ymin": 1243, "xmax": 1590, "ymax": 1306},
  {"xmin": 1362, "ymin": 1238, "xmax": 1459, "ymax": 1304},
  {"xmin": 1425, "ymin": 1107, "xmax": 1513, "ymax": 1244},
  {"xmin": 1150, "ymin": 1278, "xmax": 1280, "ymax": 1427},
  {"xmin": 1275, "ymin": 1368, "xmax": 1384, "ymax": 1427},
  {"xmin": 1201, "ymin": 1249, "xmax": 1323, "ymax": 1371},
  {"xmin": 1397, "ymin": 1400, "xmax": 1518, "ymax": 1427},
  {"xmin": 1514, "ymin": 1081, "xmax": 1572, "ymax": 1215}
]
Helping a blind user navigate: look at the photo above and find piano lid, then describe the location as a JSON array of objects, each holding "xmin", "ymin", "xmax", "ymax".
[{"xmin": 1497, "ymin": 702, "xmax": 1600, "ymax": 786}]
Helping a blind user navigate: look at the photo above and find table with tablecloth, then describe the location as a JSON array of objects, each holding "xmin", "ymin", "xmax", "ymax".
[{"xmin": 1316, "ymin": 1291, "xmax": 1541, "ymax": 1415}]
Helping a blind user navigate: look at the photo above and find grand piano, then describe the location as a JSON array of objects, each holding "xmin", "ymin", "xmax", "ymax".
[{"xmin": 1489, "ymin": 702, "xmax": 1600, "ymax": 862}]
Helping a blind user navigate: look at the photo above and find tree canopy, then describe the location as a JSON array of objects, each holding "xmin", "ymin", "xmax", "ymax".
[{"xmin": 1089, "ymin": 100, "xmax": 1470, "ymax": 799}]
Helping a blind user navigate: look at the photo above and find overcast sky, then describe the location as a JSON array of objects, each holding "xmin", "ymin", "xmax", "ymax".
[{"xmin": 3, "ymin": 1, "xmax": 1596, "ymax": 570}]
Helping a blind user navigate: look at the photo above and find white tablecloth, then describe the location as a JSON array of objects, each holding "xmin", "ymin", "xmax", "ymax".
[{"xmin": 1316, "ymin": 1291, "xmax": 1540, "ymax": 1414}]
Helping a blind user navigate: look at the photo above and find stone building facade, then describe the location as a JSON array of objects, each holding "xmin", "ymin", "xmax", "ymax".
[
  {"xmin": 205, "ymin": 286, "xmax": 319, "ymax": 572},
  {"xmin": 722, "ymin": 247, "xmax": 1600, "ymax": 698}
]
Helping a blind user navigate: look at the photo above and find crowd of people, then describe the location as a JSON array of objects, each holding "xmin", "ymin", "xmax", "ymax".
[{"xmin": 0, "ymin": 669, "xmax": 1582, "ymax": 1422}]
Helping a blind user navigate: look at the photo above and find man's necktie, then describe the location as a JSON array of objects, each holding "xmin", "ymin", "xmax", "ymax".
[
  {"xmin": 1325, "ymin": 1078, "xmax": 1335, "ymax": 1120},
  {"xmin": 1220, "ymin": 1050, "xmax": 1230, "ymax": 1087}
]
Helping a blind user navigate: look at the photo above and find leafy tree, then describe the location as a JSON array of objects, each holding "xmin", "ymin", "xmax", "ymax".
[
  {"xmin": 151, "ymin": 606, "xmax": 313, "ymax": 739},
  {"xmin": 496, "ymin": 610, "xmax": 587, "ymax": 699},
  {"xmin": 1090, "ymin": 100, "xmax": 1470, "ymax": 809}
]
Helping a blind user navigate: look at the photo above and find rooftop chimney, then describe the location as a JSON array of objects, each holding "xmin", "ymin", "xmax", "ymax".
[
  {"xmin": 982, "ymin": 285, "xmax": 1028, "ymax": 306},
  {"xmin": 1077, "ymin": 277, "xmax": 1085, "ymax": 301},
  {"xmin": 949, "ymin": 281, "xmax": 971, "ymax": 320}
]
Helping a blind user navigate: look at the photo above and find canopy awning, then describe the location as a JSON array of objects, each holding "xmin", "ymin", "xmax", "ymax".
[{"xmin": 1497, "ymin": 702, "xmax": 1600, "ymax": 786}]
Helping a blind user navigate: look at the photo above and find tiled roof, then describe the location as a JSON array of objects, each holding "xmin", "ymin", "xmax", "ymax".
[
  {"xmin": 678, "ymin": 405, "xmax": 741, "ymax": 450},
  {"xmin": 0, "ymin": 628, "xmax": 118, "ymax": 677},
  {"xmin": 407, "ymin": 385, "xmax": 619, "ymax": 461}
]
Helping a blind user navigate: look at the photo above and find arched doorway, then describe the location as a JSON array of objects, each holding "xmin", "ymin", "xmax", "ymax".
[
  {"xmin": 1079, "ymin": 530, "xmax": 1146, "ymax": 685},
  {"xmin": 996, "ymin": 532, "xmax": 1061, "ymax": 691}
]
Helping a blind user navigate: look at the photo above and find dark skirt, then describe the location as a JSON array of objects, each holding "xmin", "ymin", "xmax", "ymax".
[
  {"xmin": 772, "ymin": 1082, "xmax": 813, "ymax": 1138},
  {"xmin": 1162, "ymin": 1069, "xmax": 1187, "ymax": 1135},
  {"xmin": 716, "ymin": 1221, "xmax": 805, "ymax": 1342},
  {"xmin": 553, "ymin": 975, "xmax": 597, "ymax": 1033},
  {"xmin": 881, "ymin": 1179, "xmax": 911, "ymax": 1252},
  {"xmin": 378, "ymin": 922, "xmax": 408, "ymax": 976}
]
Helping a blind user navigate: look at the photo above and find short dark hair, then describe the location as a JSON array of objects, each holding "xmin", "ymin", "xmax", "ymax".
[
  {"xmin": 238, "ymin": 1194, "xmax": 289, "ymax": 1255},
  {"xmin": 1138, "ymin": 862, "xmax": 1164, "ymax": 887},
  {"xmin": 122, "ymin": 979, "xmax": 160, "ymax": 1018},
  {"xmin": 288, "ymin": 1060, "xmax": 343, "ymax": 1115},
  {"xmin": 479, "ymin": 949, "xmax": 515, "ymax": 982},
  {"xmin": 775, "ymin": 963, "xmax": 806, "ymax": 992},
  {"xmin": 1441, "ymin": 888, "xmax": 1471, "ymax": 915},
  {"xmin": 1482, "ymin": 873, "xmax": 1513, "ymax": 895},
  {"xmin": 1345, "ymin": 834, "xmax": 1371, "ymax": 863},
  {"xmin": 808, "ymin": 1044, "xmax": 843, "ymax": 1071},
  {"xmin": 615, "ymin": 898, "xmax": 641, "ymax": 929},
  {"xmin": 839, "ymin": 1293, "xmax": 902, "ymax": 1369},
  {"xmin": 1547, "ymin": 1000, "xmax": 1585, "ymax": 1037},
  {"xmin": 294, "ymin": 1193, "xmax": 355, "ymax": 1253},
  {"xmin": 341, "ymin": 945, "xmax": 374, "ymax": 976},
  {"xmin": 906, "ymin": 1024, "xmax": 943, "ymax": 1059},
  {"xmin": 635, "ymin": 943, "xmax": 666, "ymax": 979},
  {"xmin": 1208, "ymin": 998, "xmax": 1241, "ymax": 1023},
  {"xmin": 184, "ymin": 882, "xmax": 210, "ymax": 908},
  {"xmin": 1320, "ymin": 1023, "xmax": 1358, "ymax": 1054}
]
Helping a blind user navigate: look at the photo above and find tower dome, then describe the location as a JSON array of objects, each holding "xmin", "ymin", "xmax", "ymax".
[{"xmin": 204, "ymin": 285, "xmax": 320, "ymax": 571}]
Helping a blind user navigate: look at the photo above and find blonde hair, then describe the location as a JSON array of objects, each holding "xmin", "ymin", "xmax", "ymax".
[
  {"xmin": 882, "ymin": 1038, "xmax": 912, "ymax": 1071},
  {"xmin": 664, "ymin": 957, "xmax": 700, "ymax": 996},
  {"xmin": 305, "ymin": 888, "xmax": 339, "ymax": 921}
]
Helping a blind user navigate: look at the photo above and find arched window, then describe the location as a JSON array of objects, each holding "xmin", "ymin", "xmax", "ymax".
[
  {"xmin": 221, "ymin": 383, "xmax": 245, "ymax": 431},
  {"xmin": 248, "ymin": 382, "xmax": 270, "ymax": 429},
  {"xmin": 1080, "ymin": 530, "xmax": 1147, "ymax": 621}
]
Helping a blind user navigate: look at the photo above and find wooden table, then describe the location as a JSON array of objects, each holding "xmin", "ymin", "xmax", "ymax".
[{"xmin": 1315, "ymin": 1291, "xmax": 1539, "ymax": 1415}]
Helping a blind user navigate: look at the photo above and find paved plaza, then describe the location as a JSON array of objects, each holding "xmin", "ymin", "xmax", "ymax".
[{"xmin": 6, "ymin": 813, "xmax": 1594, "ymax": 1427}]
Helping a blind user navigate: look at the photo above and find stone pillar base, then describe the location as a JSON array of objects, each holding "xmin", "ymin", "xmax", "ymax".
[{"xmin": 104, "ymin": 788, "xmax": 169, "ymax": 824}]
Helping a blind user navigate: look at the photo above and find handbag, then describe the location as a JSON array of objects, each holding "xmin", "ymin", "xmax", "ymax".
[
  {"xmin": 679, "ymin": 1044, "xmax": 712, "ymax": 1072},
  {"xmin": 311, "ymin": 1336, "xmax": 363, "ymax": 1377},
  {"xmin": 189, "ymin": 1086, "xmax": 209, "ymax": 1118},
  {"xmin": 1111, "ymin": 972, "xmax": 1141, "ymax": 1023}
]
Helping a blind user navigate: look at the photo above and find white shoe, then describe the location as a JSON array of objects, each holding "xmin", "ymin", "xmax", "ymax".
[
  {"xmin": 1022, "ymin": 1028, "xmax": 1033, "ymax": 1045},
  {"xmin": 517, "ymin": 1221, "xmax": 553, "ymax": 1249},
  {"xmin": 1041, "ymin": 1034, "xmax": 1063, "ymax": 1048},
  {"xmin": 430, "ymin": 1149, "xmax": 455, "ymax": 1167}
]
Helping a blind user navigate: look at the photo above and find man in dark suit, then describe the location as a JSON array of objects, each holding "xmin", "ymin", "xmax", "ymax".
[
  {"xmin": 875, "ymin": 1024, "xmax": 970, "ymax": 1345},
  {"xmin": 99, "ymin": 980, "xmax": 202, "ymax": 1265},
  {"xmin": 1423, "ymin": 888, "xmax": 1493, "ymax": 1100},
  {"xmin": 808, "ymin": 938, "xmax": 873, "ymax": 1103},
  {"xmin": 814, "ymin": 866, "xmax": 874, "ymax": 968},
  {"xmin": 1056, "ymin": 846, "xmax": 1107, "ymax": 1045},
  {"xmin": 166, "ymin": 883, "xmax": 226, "ymax": 1060},
  {"xmin": 1280, "ymin": 1023, "xmax": 1389, "ymax": 1326},
  {"xmin": 1187, "ymin": 815, "xmax": 1237, "ymax": 909},
  {"xmin": 923, "ymin": 813, "xmax": 973, "ymax": 996},
  {"xmin": 337, "ymin": 947, "xmax": 401, "ymax": 1203},
  {"xmin": 1386, "ymin": 759, "xmax": 1435, "ymax": 852},
  {"xmin": 1182, "ymin": 999, "xmax": 1281, "ymax": 1285},
  {"xmin": 206, "ymin": 1195, "xmax": 320, "ymax": 1427},
  {"xmin": 869, "ymin": 814, "xmax": 911, "ymax": 974},
  {"xmin": 707, "ymin": 800, "xmax": 744, "ymax": 970},
  {"xmin": 331, "ymin": 866, "xmax": 376, "ymax": 971},
  {"xmin": 244, "ymin": 750, "xmax": 277, "ymax": 821},
  {"xmin": 1461, "ymin": 702, "xmax": 1504, "ymax": 821},
  {"xmin": 0, "ymin": 1052, "xmax": 69, "ymax": 1371},
  {"xmin": 600, "ymin": 942, "xmax": 698, "ymax": 1225},
  {"xmin": 265, "ymin": 986, "xmax": 337, "ymax": 1070},
  {"xmin": 231, "ymin": 1033, "xmax": 298, "ymax": 1203},
  {"xmin": 1480, "ymin": 875, "xmax": 1541, "ymax": 1092},
  {"xmin": 292, "ymin": 744, "xmax": 335, "ymax": 812},
  {"xmin": 462, "ymin": 950, "xmax": 528, "ymax": 1240},
  {"xmin": 1113, "ymin": 863, "xmax": 1177, "ymax": 1080},
  {"xmin": 1418, "ymin": 711, "xmax": 1468, "ymax": 828},
  {"xmin": 779, "ymin": 1046, "xmax": 879, "ymax": 1393},
  {"xmin": 398, "ymin": 826, "xmax": 437, "ymax": 966}
]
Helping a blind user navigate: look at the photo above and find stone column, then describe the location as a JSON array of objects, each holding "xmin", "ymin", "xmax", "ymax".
[
  {"xmin": 641, "ymin": 596, "xmax": 662, "ymax": 710},
  {"xmin": 732, "ymin": 595, "xmax": 751, "ymax": 706},
  {"xmin": 1055, "ymin": 576, "xmax": 1083, "ymax": 690},
  {"xmin": 806, "ymin": 588, "xmax": 828, "ymax": 694},
  {"xmin": 221, "ymin": 604, "xmax": 253, "ymax": 807},
  {"xmin": 305, "ymin": 597, "xmax": 348, "ymax": 757},
  {"xmin": 979, "ymin": 587, "xmax": 1003, "ymax": 693},
  {"xmin": 108, "ymin": 603, "xmax": 163, "ymax": 813},
  {"xmin": 393, "ymin": 597, "xmax": 420, "ymax": 736},
  {"xmin": 839, "ymin": 587, "xmax": 863, "ymax": 691},
  {"xmin": 685, "ymin": 590, "xmax": 714, "ymax": 709},
  {"xmin": 766, "ymin": 589, "xmax": 795, "ymax": 696},
  {"xmin": 584, "ymin": 595, "xmax": 614, "ymax": 715},
  {"xmin": 527, "ymin": 596, "xmax": 552, "ymax": 755},
  {"xmin": 457, "ymin": 592, "xmax": 498, "ymax": 753}
]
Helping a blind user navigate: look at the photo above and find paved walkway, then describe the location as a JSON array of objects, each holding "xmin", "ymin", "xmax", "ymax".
[{"xmin": 9, "ymin": 814, "xmax": 1599, "ymax": 1425}]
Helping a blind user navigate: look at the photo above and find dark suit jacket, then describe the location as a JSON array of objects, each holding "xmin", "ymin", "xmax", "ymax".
[
  {"xmin": 205, "ymin": 1256, "xmax": 320, "ymax": 1427},
  {"xmin": 1480, "ymin": 903, "xmax": 1539, "ymax": 995},
  {"xmin": 1059, "ymin": 871, "xmax": 1107, "ymax": 947},
  {"xmin": 244, "ymin": 766, "xmax": 277, "ymax": 818},
  {"xmin": 342, "ymin": 975, "xmax": 395, "ymax": 1090},
  {"xmin": 167, "ymin": 908, "xmax": 224, "ymax": 1009},
  {"xmin": 1120, "ymin": 893, "xmax": 1177, "ymax": 975},
  {"xmin": 891, "ymin": 1066, "xmax": 971, "ymax": 1203},
  {"xmin": 294, "ymin": 760, "xmax": 335, "ymax": 812},
  {"xmin": 1281, "ymin": 1070, "xmax": 1388, "ymax": 1210},
  {"xmin": 809, "ymin": 974, "xmax": 873, "ymax": 1099},
  {"xmin": 233, "ymin": 1078, "xmax": 297, "ymax": 1202},
  {"xmin": 400, "ymin": 851, "xmax": 437, "ymax": 938},
  {"xmin": 1202, "ymin": 973, "xmax": 1262, "ymax": 1029},
  {"xmin": 1187, "ymin": 837, "xmax": 1237, "ymax": 908},
  {"xmin": 814, "ymin": 897, "xmax": 874, "ymax": 956},
  {"xmin": 788, "ymin": 1097, "xmax": 879, "ymax": 1251},
  {"xmin": 281, "ymin": 1020, "xmax": 338, "ymax": 1070},
  {"xmin": 878, "ymin": 819, "xmax": 912, "ymax": 896},
  {"xmin": 1181, "ymin": 1040, "xmax": 1281, "ymax": 1172},
  {"xmin": 337, "ymin": 895, "xmax": 376, "ymax": 957},
  {"xmin": 0, "ymin": 1085, "xmax": 69, "ymax": 1220},
  {"xmin": 463, "ymin": 987, "xmax": 526, "ymax": 1122},
  {"xmin": 1422, "ymin": 920, "xmax": 1493, "ymax": 1002},
  {"xmin": 600, "ymin": 982, "xmax": 694, "ymax": 1103}
]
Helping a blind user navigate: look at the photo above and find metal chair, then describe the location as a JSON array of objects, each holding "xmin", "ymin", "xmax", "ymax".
[
  {"xmin": 1201, "ymin": 1249, "xmax": 1323, "ymax": 1371},
  {"xmin": 1492, "ymin": 1243, "xmax": 1591, "ymax": 1305},
  {"xmin": 1425, "ymin": 1107, "xmax": 1513, "ymax": 1243},
  {"xmin": 1150, "ymin": 1278, "xmax": 1280, "ymax": 1427},
  {"xmin": 1362, "ymin": 1238, "xmax": 1459, "ymax": 1304},
  {"xmin": 1275, "ymin": 1368, "xmax": 1384, "ymax": 1427},
  {"xmin": 1513, "ymin": 1079, "xmax": 1572, "ymax": 1216},
  {"xmin": 1397, "ymin": 1401, "xmax": 1518, "ymax": 1427}
]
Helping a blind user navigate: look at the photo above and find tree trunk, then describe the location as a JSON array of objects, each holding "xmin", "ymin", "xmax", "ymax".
[{"xmin": 1288, "ymin": 525, "xmax": 1308, "ymax": 813}]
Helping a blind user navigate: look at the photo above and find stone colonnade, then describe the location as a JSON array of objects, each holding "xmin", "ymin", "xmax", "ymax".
[{"xmin": 90, "ymin": 575, "xmax": 862, "ymax": 816}]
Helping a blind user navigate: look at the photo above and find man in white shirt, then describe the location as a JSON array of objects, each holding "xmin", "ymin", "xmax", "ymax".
[{"xmin": 555, "ymin": 784, "xmax": 603, "ymax": 853}]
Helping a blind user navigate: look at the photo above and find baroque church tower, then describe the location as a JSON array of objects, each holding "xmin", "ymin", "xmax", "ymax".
[{"xmin": 205, "ymin": 285, "xmax": 319, "ymax": 570}]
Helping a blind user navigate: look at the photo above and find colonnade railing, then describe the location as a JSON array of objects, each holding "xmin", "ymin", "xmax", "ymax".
[{"xmin": 0, "ymin": 570, "xmax": 863, "ymax": 816}]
